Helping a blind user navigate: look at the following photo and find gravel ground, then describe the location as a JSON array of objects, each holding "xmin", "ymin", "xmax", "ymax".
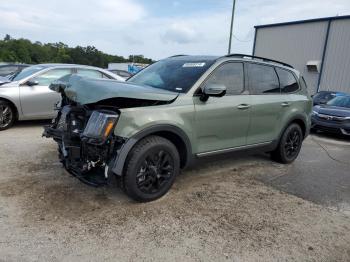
[{"xmin": 0, "ymin": 122, "xmax": 349, "ymax": 261}]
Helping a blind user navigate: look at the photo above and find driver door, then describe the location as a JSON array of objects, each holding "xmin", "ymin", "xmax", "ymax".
[
  {"xmin": 20, "ymin": 68, "xmax": 72, "ymax": 118},
  {"xmin": 193, "ymin": 62, "xmax": 251, "ymax": 154}
]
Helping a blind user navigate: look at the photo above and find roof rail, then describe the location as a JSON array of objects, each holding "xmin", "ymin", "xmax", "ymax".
[
  {"xmin": 168, "ymin": 54, "xmax": 188, "ymax": 58},
  {"xmin": 225, "ymin": 53, "xmax": 294, "ymax": 69}
]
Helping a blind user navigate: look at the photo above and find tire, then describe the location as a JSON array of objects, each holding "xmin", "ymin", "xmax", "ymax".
[
  {"xmin": 0, "ymin": 100, "xmax": 15, "ymax": 131},
  {"xmin": 271, "ymin": 123, "xmax": 303, "ymax": 164},
  {"xmin": 123, "ymin": 135, "xmax": 180, "ymax": 202}
]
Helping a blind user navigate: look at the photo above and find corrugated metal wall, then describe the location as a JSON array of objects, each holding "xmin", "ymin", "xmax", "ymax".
[
  {"xmin": 254, "ymin": 22, "xmax": 328, "ymax": 94},
  {"xmin": 320, "ymin": 19, "xmax": 350, "ymax": 92}
]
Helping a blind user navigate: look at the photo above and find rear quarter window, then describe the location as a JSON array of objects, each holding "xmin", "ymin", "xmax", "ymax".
[{"xmin": 276, "ymin": 68, "xmax": 299, "ymax": 93}]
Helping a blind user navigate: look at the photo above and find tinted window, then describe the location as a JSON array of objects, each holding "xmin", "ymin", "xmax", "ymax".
[
  {"xmin": 276, "ymin": 68, "xmax": 299, "ymax": 93},
  {"xmin": 327, "ymin": 96, "xmax": 350, "ymax": 108},
  {"xmin": 247, "ymin": 63, "xmax": 279, "ymax": 94},
  {"xmin": 314, "ymin": 91, "xmax": 336, "ymax": 100},
  {"xmin": 0, "ymin": 66, "xmax": 18, "ymax": 76},
  {"xmin": 12, "ymin": 66, "xmax": 46, "ymax": 81},
  {"xmin": 128, "ymin": 59, "xmax": 215, "ymax": 93},
  {"xmin": 32, "ymin": 69, "xmax": 71, "ymax": 86},
  {"xmin": 204, "ymin": 63, "xmax": 244, "ymax": 95},
  {"xmin": 76, "ymin": 69, "xmax": 103, "ymax": 78},
  {"xmin": 116, "ymin": 70, "xmax": 132, "ymax": 78}
]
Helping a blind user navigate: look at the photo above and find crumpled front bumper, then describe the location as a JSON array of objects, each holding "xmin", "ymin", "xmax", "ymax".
[{"xmin": 43, "ymin": 122, "xmax": 118, "ymax": 187}]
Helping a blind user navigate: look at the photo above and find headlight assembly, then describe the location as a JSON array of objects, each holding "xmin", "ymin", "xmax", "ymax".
[{"xmin": 82, "ymin": 110, "xmax": 119, "ymax": 142}]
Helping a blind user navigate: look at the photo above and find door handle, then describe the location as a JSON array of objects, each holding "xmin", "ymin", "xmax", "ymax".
[
  {"xmin": 281, "ymin": 102, "xmax": 290, "ymax": 107},
  {"xmin": 237, "ymin": 104, "xmax": 251, "ymax": 110}
]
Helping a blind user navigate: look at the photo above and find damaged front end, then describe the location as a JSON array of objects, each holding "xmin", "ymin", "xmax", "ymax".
[
  {"xmin": 43, "ymin": 74, "xmax": 178, "ymax": 186},
  {"xmin": 43, "ymin": 103, "xmax": 123, "ymax": 186}
]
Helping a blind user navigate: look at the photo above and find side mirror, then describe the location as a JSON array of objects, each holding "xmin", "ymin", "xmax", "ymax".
[
  {"xmin": 200, "ymin": 83, "xmax": 226, "ymax": 101},
  {"xmin": 26, "ymin": 80, "xmax": 39, "ymax": 86}
]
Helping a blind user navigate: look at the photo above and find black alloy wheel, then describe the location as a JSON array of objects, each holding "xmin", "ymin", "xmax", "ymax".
[
  {"xmin": 284, "ymin": 129, "xmax": 301, "ymax": 159},
  {"xmin": 123, "ymin": 136, "xmax": 180, "ymax": 202},
  {"xmin": 271, "ymin": 123, "xmax": 303, "ymax": 164},
  {"xmin": 136, "ymin": 149, "xmax": 174, "ymax": 194}
]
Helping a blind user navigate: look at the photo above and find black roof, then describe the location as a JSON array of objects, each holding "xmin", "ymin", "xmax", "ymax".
[
  {"xmin": 167, "ymin": 55, "xmax": 219, "ymax": 61},
  {"xmin": 0, "ymin": 63, "xmax": 29, "ymax": 68},
  {"xmin": 255, "ymin": 15, "xmax": 350, "ymax": 29}
]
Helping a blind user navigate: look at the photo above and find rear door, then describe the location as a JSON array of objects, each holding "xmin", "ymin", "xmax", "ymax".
[
  {"xmin": 20, "ymin": 68, "xmax": 72, "ymax": 118},
  {"xmin": 245, "ymin": 63, "xmax": 283, "ymax": 144},
  {"xmin": 193, "ymin": 62, "xmax": 251, "ymax": 153}
]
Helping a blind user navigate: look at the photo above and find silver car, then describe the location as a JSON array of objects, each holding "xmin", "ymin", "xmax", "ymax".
[{"xmin": 0, "ymin": 64, "xmax": 125, "ymax": 130}]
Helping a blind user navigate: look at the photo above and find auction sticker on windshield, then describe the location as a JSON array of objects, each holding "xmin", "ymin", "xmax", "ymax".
[{"xmin": 182, "ymin": 62, "xmax": 206, "ymax": 67}]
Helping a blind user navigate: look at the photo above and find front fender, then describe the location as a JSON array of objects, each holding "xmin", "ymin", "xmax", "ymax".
[
  {"xmin": 111, "ymin": 124, "xmax": 192, "ymax": 176},
  {"xmin": 0, "ymin": 85, "xmax": 21, "ymax": 118}
]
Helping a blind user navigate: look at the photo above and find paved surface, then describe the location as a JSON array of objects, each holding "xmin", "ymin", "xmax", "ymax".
[
  {"xmin": 0, "ymin": 121, "xmax": 349, "ymax": 261},
  {"xmin": 255, "ymin": 132, "xmax": 350, "ymax": 214}
]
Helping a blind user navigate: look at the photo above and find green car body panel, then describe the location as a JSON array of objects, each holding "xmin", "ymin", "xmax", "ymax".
[{"xmin": 113, "ymin": 57, "xmax": 312, "ymax": 162}]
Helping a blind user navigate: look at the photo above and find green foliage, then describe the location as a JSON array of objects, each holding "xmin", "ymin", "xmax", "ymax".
[{"xmin": 0, "ymin": 35, "xmax": 153, "ymax": 67}]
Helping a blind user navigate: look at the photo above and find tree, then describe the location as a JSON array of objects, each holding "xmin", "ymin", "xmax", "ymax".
[
  {"xmin": 0, "ymin": 35, "xmax": 154, "ymax": 66},
  {"xmin": 4, "ymin": 34, "xmax": 11, "ymax": 41}
]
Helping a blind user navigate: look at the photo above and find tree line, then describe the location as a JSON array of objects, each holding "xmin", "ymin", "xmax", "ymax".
[{"xmin": 0, "ymin": 34, "xmax": 153, "ymax": 68}]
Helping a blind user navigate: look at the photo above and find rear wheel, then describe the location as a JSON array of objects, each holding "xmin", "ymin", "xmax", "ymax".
[
  {"xmin": 123, "ymin": 136, "xmax": 180, "ymax": 202},
  {"xmin": 0, "ymin": 100, "xmax": 15, "ymax": 131},
  {"xmin": 271, "ymin": 123, "xmax": 303, "ymax": 164}
]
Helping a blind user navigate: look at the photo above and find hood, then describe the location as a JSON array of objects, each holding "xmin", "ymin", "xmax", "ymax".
[
  {"xmin": 49, "ymin": 74, "xmax": 179, "ymax": 105},
  {"xmin": 313, "ymin": 105, "xmax": 350, "ymax": 117}
]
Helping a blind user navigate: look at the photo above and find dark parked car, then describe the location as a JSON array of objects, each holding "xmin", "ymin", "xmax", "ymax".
[
  {"xmin": 312, "ymin": 95, "xmax": 350, "ymax": 136},
  {"xmin": 0, "ymin": 64, "xmax": 29, "ymax": 77},
  {"xmin": 312, "ymin": 91, "xmax": 347, "ymax": 106}
]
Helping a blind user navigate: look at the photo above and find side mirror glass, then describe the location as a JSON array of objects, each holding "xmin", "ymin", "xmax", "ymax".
[
  {"xmin": 26, "ymin": 80, "xmax": 39, "ymax": 86},
  {"xmin": 200, "ymin": 83, "xmax": 226, "ymax": 101}
]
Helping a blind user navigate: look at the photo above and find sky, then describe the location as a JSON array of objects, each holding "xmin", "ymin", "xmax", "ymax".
[{"xmin": 1, "ymin": 0, "xmax": 350, "ymax": 60}]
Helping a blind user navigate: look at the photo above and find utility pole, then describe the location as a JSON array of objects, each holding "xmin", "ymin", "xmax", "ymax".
[{"xmin": 227, "ymin": 0, "xmax": 236, "ymax": 54}]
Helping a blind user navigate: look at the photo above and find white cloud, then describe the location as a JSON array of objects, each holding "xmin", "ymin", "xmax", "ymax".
[
  {"xmin": 0, "ymin": 0, "xmax": 350, "ymax": 60},
  {"xmin": 162, "ymin": 23, "xmax": 201, "ymax": 44}
]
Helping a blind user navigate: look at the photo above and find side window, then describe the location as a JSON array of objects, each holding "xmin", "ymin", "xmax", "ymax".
[
  {"xmin": 247, "ymin": 63, "xmax": 280, "ymax": 94},
  {"xmin": 76, "ymin": 69, "xmax": 103, "ymax": 78},
  {"xmin": 276, "ymin": 68, "xmax": 299, "ymax": 93},
  {"xmin": 32, "ymin": 69, "xmax": 71, "ymax": 86},
  {"xmin": 0, "ymin": 66, "xmax": 18, "ymax": 76},
  {"xmin": 204, "ymin": 62, "xmax": 244, "ymax": 95}
]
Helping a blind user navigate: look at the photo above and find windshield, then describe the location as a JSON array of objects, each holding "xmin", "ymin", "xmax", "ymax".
[
  {"xmin": 11, "ymin": 66, "xmax": 45, "ymax": 81},
  {"xmin": 127, "ymin": 58, "xmax": 215, "ymax": 93},
  {"xmin": 327, "ymin": 96, "xmax": 350, "ymax": 108},
  {"xmin": 314, "ymin": 91, "xmax": 337, "ymax": 101}
]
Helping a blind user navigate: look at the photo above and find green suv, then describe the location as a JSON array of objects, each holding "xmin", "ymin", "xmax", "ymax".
[{"xmin": 44, "ymin": 54, "xmax": 312, "ymax": 202}]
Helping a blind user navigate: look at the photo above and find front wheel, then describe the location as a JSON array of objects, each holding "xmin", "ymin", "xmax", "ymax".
[
  {"xmin": 271, "ymin": 123, "xmax": 303, "ymax": 164},
  {"xmin": 123, "ymin": 136, "xmax": 180, "ymax": 202}
]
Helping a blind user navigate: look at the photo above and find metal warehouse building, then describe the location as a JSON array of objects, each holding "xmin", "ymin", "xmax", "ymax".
[{"xmin": 253, "ymin": 15, "xmax": 350, "ymax": 94}]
